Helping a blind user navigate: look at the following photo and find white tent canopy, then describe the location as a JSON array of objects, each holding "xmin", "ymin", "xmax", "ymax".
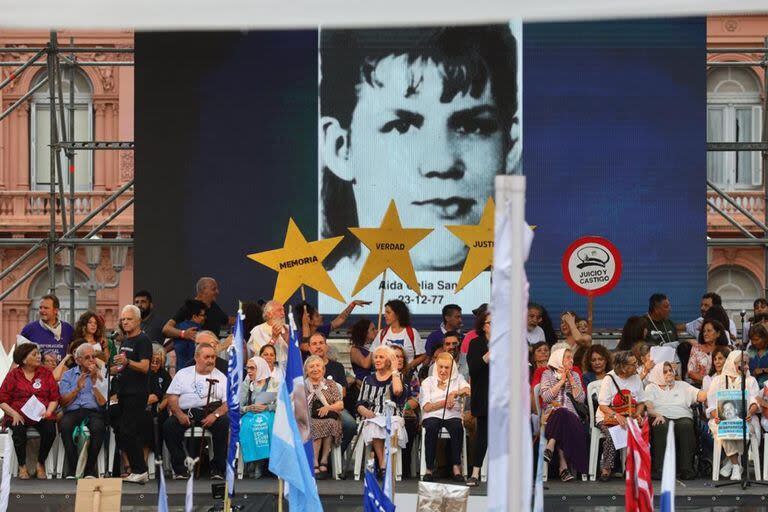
[{"xmin": 0, "ymin": 0, "xmax": 766, "ymax": 29}]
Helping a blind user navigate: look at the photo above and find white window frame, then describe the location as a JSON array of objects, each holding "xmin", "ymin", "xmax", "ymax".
[
  {"xmin": 707, "ymin": 69, "xmax": 763, "ymax": 191},
  {"xmin": 29, "ymin": 73, "xmax": 94, "ymax": 192}
]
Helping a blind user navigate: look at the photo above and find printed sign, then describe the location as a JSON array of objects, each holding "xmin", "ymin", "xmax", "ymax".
[
  {"xmin": 717, "ymin": 389, "xmax": 749, "ymax": 440},
  {"xmin": 561, "ymin": 236, "xmax": 622, "ymax": 297}
]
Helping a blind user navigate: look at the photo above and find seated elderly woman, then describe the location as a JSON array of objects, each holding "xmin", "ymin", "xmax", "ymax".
[
  {"xmin": 240, "ymin": 356, "xmax": 277, "ymax": 478},
  {"xmin": 707, "ymin": 350, "xmax": 760, "ymax": 481},
  {"xmin": 0, "ymin": 343, "xmax": 60, "ymax": 479},
  {"xmin": 644, "ymin": 361, "xmax": 707, "ymax": 480},
  {"xmin": 596, "ymin": 350, "xmax": 646, "ymax": 482},
  {"xmin": 356, "ymin": 345, "xmax": 409, "ymax": 477},
  {"xmin": 419, "ymin": 352, "xmax": 470, "ymax": 482},
  {"xmin": 539, "ymin": 347, "xmax": 588, "ymax": 482},
  {"xmin": 304, "ymin": 355, "xmax": 344, "ymax": 479}
]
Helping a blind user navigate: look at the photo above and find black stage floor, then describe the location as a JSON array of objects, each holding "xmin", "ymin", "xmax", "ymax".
[{"xmin": 6, "ymin": 477, "xmax": 768, "ymax": 510}]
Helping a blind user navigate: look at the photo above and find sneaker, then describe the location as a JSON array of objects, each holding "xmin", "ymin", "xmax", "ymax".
[
  {"xmin": 173, "ymin": 471, "xmax": 190, "ymax": 480},
  {"xmin": 123, "ymin": 472, "xmax": 149, "ymax": 484},
  {"xmin": 65, "ymin": 475, "xmax": 76, "ymax": 480},
  {"xmin": 84, "ymin": 475, "xmax": 97, "ymax": 480},
  {"xmin": 730, "ymin": 465, "xmax": 742, "ymax": 481},
  {"xmin": 720, "ymin": 459, "xmax": 733, "ymax": 478},
  {"xmin": 210, "ymin": 471, "xmax": 224, "ymax": 481}
]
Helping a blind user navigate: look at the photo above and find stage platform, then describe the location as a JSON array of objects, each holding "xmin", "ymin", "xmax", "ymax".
[{"xmin": 5, "ymin": 476, "xmax": 768, "ymax": 510}]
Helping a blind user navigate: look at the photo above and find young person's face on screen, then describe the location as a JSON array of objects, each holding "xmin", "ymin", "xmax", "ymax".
[{"xmin": 324, "ymin": 55, "xmax": 506, "ymax": 270}]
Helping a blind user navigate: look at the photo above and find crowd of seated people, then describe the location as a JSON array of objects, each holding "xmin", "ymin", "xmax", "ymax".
[{"xmin": 8, "ymin": 283, "xmax": 768, "ymax": 488}]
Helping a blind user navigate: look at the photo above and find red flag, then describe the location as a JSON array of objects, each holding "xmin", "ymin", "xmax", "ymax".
[{"xmin": 625, "ymin": 418, "xmax": 654, "ymax": 512}]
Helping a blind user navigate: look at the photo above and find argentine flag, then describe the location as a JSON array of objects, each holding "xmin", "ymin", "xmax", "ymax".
[
  {"xmin": 225, "ymin": 308, "xmax": 245, "ymax": 496},
  {"xmin": 660, "ymin": 420, "xmax": 675, "ymax": 512},
  {"xmin": 268, "ymin": 308, "xmax": 322, "ymax": 512}
]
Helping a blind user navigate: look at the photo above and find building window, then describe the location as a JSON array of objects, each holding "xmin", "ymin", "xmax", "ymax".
[
  {"xmin": 29, "ymin": 69, "xmax": 93, "ymax": 191},
  {"xmin": 707, "ymin": 66, "xmax": 763, "ymax": 189},
  {"xmin": 708, "ymin": 265, "xmax": 762, "ymax": 325},
  {"xmin": 28, "ymin": 265, "xmax": 90, "ymax": 323}
]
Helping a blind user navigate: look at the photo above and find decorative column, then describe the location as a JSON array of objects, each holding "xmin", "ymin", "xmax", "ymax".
[{"xmin": 94, "ymin": 103, "xmax": 106, "ymax": 191}]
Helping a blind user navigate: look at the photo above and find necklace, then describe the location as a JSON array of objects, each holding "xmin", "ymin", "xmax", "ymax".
[{"xmin": 647, "ymin": 314, "xmax": 671, "ymax": 345}]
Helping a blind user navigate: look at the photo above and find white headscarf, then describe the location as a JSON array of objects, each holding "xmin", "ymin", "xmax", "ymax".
[
  {"xmin": 250, "ymin": 356, "xmax": 271, "ymax": 382},
  {"xmin": 648, "ymin": 361, "xmax": 673, "ymax": 388},
  {"xmin": 547, "ymin": 348, "xmax": 568, "ymax": 379},
  {"xmin": 722, "ymin": 350, "xmax": 749, "ymax": 383}
]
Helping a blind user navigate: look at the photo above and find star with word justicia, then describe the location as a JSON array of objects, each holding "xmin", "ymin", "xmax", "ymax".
[
  {"xmin": 445, "ymin": 197, "xmax": 494, "ymax": 293},
  {"xmin": 247, "ymin": 218, "xmax": 345, "ymax": 304},
  {"xmin": 348, "ymin": 200, "xmax": 433, "ymax": 295}
]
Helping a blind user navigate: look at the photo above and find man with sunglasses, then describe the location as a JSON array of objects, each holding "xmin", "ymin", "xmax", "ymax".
[{"xmin": 58, "ymin": 343, "xmax": 108, "ymax": 479}]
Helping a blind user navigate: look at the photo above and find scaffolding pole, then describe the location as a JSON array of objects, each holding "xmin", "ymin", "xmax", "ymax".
[
  {"xmin": 0, "ymin": 32, "xmax": 135, "ymax": 315},
  {"xmin": 706, "ymin": 41, "xmax": 768, "ymax": 299}
]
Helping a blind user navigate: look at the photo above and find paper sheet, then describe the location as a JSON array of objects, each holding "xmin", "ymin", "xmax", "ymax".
[
  {"xmin": 20, "ymin": 395, "xmax": 46, "ymax": 422},
  {"xmin": 608, "ymin": 425, "xmax": 628, "ymax": 450},
  {"xmin": 650, "ymin": 346, "xmax": 676, "ymax": 364}
]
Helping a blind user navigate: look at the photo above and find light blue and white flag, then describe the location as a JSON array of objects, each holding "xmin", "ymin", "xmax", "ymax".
[
  {"xmin": 533, "ymin": 432, "xmax": 545, "ymax": 512},
  {"xmin": 226, "ymin": 308, "xmax": 245, "ymax": 496},
  {"xmin": 383, "ymin": 402, "xmax": 393, "ymax": 500},
  {"xmin": 660, "ymin": 420, "xmax": 676, "ymax": 512},
  {"xmin": 157, "ymin": 463, "xmax": 170, "ymax": 512},
  {"xmin": 268, "ymin": 308, "xmax": 322, "ymax": 512}
]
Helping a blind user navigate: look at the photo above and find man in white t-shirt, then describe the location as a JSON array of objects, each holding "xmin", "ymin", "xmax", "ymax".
[
  {"xmin": 163, "ymin": 343, "xmax": 228, "ymax": 479},
  {"xmin": 248, "ymin": 300, "xmax": 289, "ymax": 365},
  {"xmin": 685, "ymin": 292, "xmax": 738, "ymax": 342},
  {"xmin": 526, "ymin": 303, "xmax": 546, "ymax": 345}
]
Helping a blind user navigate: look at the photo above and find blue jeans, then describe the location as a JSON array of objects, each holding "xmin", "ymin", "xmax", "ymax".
[{"xmin": 340, "ymin": 409, "xmax": 357, "ymax": 454}]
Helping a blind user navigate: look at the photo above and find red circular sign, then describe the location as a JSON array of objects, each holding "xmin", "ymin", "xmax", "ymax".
[{"xmin": 561, "ymin": 236, "xmax": 622, "ymax": 297}]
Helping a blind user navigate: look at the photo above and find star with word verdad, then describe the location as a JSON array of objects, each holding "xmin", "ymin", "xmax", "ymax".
[
  {"xmin": 348, "ymin": 200, "xmax": 433, "ymax": 295},
  {"xmin": 445, "ymin": 197, "xmax": 495, "ymax": 293},
  {"xmin": 247, "ymin": 218, "xmax": 345, "ymax": 304}
]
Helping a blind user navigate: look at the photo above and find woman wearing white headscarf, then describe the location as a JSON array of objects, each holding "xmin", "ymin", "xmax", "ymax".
[
  {"xmin": 239, "ymin": 356, "xmax": 277, "ymax": 478},
  {"xmin": 644, "ymin": 361, "xmax": 706, "ymax": 480},
  {"xmin": 539, "ymin": 347, "xmax": 587, "ymax": 482},
  {"xmin": 706, "ymin": 350, "xmax": 760, "ymax": 481}
]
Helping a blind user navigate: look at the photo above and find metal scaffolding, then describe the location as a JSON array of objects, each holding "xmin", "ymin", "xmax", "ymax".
[
  {"xmin": 0, "ymin": 31, "xmax": 135, "ymax": 323},
  {"xmin": 706, "ymin": 40, "xmax": 768, "ymax": 298}
]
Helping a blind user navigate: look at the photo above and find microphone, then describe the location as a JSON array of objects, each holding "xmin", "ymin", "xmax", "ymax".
[{"xmin": 741, "ymin": 310, "xmax": 747, "ymax": 319}]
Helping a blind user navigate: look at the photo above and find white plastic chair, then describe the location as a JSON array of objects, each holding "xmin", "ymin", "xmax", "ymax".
[
  {"xmin": 352, "ymin": 430, "xmax": 402, "ymax": 481},
  {"xmin": 1, "ymin": 427, "xmax": 57, "ymax": 478},
  {"xmin": 532, "ymin": 384, "xmax": 547, "ymax": 482},
  {"xmin": 418, "ymin": 421, "xmax": 468, "ymax": 478},
  {"xmin": 587, "ymin": 379, "xmax": 626, "ymax": 481},
  {"xmin": 55, "ymin": 426, "xmax": 108, "ymax": 478}
]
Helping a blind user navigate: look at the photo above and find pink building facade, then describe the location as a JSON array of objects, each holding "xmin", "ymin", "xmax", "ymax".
[
  {"xmin": 707, "ymin": 16, "xmax": 768, "ymax": 317},
  {"xmin": 0, "ymin": 30, "xmax": 134, "ymax": 350}
]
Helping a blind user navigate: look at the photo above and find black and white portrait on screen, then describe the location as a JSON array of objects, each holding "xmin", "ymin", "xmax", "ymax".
[{"xmin": 318, "ymin": 23, "xmax": 522, "ymax": 315}]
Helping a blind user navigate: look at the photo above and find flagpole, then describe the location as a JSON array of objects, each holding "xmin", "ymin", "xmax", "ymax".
[
  {"xmin": 377, "ymin": 269, "xmax": 388, "ymax": 331},
  {"xmin": 301, "ymin": 285, "xmax": 306, "ymax": 301},
  {"xmin": 278, "ymin": 478, "xmax": 284, "ymax": 512}
]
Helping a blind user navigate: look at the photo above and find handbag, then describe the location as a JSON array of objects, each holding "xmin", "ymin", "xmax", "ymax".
[
  {"xmin": 310, "ymin": 396, "xmax": 339, "ymax": 420},
  {"xmin": 567, "ymin": 391, "xmax": 590, "ymax": 423},
  {"xmin": 602, "ymin": 374, "xmax": 637, "ymax": 426}
]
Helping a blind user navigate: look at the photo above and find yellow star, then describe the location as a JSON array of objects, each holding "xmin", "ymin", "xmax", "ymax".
[
  {"xmin": 348, "ymin": 200, "xmax": 433, "ymax": 296},
  {"xmin": 446, "ymin": 197, "xmax": 495, "ymax": 293},
  {"xmin": 247, "ymin": 218, "xmax": 345, "ymax": 304}
]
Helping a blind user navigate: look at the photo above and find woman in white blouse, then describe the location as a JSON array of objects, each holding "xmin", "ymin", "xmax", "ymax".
[
  {"xmin": 418, "ymin": 352, "xmax": 470, "ymax": 483},
  {"xmin": 644, "ymin": 361, "xmax": 706, "ymax": 480},
  {"xmin": 706, "ymin": 350, "xmax": 760, "ymax": 481}
]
